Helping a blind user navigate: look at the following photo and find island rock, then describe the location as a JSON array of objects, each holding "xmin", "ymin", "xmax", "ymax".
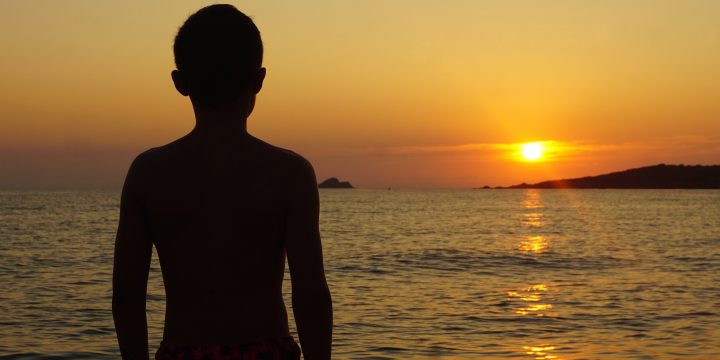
[{"xmin": 318, "ymin": 177, "xmax": 354, "ymax": 189}]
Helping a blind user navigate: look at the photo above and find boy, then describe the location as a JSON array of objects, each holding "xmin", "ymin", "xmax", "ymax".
[{"xmin": 112, "ymin": 5, "xmax": 332, "ymax": 359}]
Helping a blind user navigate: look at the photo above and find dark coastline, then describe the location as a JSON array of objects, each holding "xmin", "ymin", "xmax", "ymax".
[{"xmin": 488, "ymin": 164, "xmax": 720, "ymax": 189}]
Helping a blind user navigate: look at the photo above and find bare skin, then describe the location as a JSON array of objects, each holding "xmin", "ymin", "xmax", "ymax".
[{"xmin": 112, "ymin": 69, "xmax": 332, "ymax": 359}]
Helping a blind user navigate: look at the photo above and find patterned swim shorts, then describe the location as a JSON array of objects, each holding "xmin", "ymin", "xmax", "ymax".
[{"xmin": 155, "ymin": 337, "xmax": 301, "ymax": 360}]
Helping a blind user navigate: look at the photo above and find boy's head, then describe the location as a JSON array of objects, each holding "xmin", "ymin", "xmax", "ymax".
[{"xmin": 172, "ymin": 4, "xmax": 264, "ymax": 107}]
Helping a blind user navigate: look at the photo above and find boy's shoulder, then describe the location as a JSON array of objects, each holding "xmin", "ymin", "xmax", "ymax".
[
  {"xmin": 129, "ymin": 137, "xmax": 184, "ymax": 165},
  {"xmin": 129, "ymin": 136, "xmax": 315, "ymax": 178},
  {"xmin": 251, "ymin": 138, "xmax": 315, "ymax": 175}
]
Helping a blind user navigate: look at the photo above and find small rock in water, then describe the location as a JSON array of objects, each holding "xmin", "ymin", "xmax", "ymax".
[{"xmin": 318, "ymin": 177, "xmax": 354, "ymax": 188}]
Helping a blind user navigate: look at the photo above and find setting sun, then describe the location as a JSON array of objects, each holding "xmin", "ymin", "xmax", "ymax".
[{"xmin": 521, "ymin": 142, "xmax": 545, "ymax": 161}]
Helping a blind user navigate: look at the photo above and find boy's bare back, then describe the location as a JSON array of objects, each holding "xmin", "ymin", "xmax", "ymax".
[
  {"xmin": 112, "ymin": 5, "xmax": 331, "ymax": 360},
  {"xmin": 139, "ymin": 134, "xmax": 309, "ymax": 344}
]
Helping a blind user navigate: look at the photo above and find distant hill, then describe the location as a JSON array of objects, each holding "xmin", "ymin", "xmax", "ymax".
[
  {"xmin": 318, "ymin": 177, "xmax": 354, "ymax": 189},
  {"xmin": 503, "ymin": 164, "xmax": 720, "ymax": 189}
]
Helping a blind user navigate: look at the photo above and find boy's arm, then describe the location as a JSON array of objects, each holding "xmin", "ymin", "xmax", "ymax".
[
  {"xmin": 285, "ymin": 159, "xmax": 333, "ymax": 360},
  {"xmin": 112, "ymin": 155, "xmax": 153, "ymax": 360}
]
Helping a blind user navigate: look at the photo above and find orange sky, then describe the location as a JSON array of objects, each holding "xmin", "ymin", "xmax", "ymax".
[{"xmin": 1, "ymin": 1, "xmax": 719, "ymax": 188}]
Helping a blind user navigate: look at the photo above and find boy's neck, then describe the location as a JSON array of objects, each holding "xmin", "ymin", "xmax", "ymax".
[{"xmin": 190, "ymin": 97, "xmax": 253, "ymax": 140}]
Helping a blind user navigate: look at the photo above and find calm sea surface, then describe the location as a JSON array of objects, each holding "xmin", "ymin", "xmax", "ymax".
[{"xmin": 1, "ymin": 189, "xmax": 719, "ymax": 359}]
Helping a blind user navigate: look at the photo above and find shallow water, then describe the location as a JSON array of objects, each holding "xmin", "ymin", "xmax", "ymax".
[{"xmin": 1, "ymin": 189, "xmax": 719, "ymax": 359}]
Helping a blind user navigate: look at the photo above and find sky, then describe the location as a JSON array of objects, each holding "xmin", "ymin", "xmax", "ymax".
[{"xmin": 1, "ymin": 0, "xmax": 719, "ymax": 188}]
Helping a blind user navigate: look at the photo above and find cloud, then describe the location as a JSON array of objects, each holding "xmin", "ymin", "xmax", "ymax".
[
  {"xmin": 312, "ymin": 135, "xmax": 720, "ymax": 165},
  {"xmin": 321, "ymin": 140, "xmax": 607, "ymax": 159}
]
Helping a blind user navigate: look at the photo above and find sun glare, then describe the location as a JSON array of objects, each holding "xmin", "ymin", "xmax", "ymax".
[{"xmin": 521, "ymin": 142, "xmax": 545, "ymax": 161}]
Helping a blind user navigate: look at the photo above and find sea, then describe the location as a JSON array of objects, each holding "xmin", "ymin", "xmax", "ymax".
[{"xmin": 1, "ymin": 189, "xmax": 719, "ymax": 359}]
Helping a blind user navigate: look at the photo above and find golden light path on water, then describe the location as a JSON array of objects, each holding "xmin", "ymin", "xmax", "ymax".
[{"xmin": 512, "ymin": 190, "xmax": 561, "ymax": 359}]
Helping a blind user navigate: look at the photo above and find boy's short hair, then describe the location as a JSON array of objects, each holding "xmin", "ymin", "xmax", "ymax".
[{"xmin": 173, "ymin": 4, "xmax": 263, "ymax": 106}]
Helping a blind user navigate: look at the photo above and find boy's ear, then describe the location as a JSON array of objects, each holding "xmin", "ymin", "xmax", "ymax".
[
  {"xmin": 171, "ymin": 70, "xmax": 190, "ymax": 96},
  {"xmin": 251, "ymin": 67, "xmax": 266, "ymax": 94}
]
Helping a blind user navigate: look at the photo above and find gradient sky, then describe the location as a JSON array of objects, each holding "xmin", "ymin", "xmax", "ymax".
[{"xmin": 1, "ymin": 0, "xmax": 719, "ymax": 188}]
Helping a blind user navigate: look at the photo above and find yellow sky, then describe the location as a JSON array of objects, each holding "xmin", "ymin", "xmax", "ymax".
[{"xmin": 1, "ymin": 0, "xmax": 719, "ymax": 188}]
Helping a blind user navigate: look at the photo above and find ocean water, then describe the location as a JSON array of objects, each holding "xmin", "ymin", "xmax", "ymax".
[{"xmin": 1, "ymin": 189, "xmax": 719, "ymax": 359}]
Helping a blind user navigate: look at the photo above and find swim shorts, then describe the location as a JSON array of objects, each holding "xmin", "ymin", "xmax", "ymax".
[{"xmin": 155, "ymin": 336, "xmax": 301, "ymax": 360}]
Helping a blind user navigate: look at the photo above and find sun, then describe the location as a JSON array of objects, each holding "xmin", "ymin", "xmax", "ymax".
[{"xmin": 521, "ymin": 142, "xmax": 545, "ymax": 161}]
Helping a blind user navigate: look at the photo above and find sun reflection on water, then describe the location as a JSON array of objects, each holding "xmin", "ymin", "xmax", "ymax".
[
  {"xmin": 523, "ymin": 190, "xmax": 544, "ymax": 209},
  {"xmin": 508, "ymin": 284, "xmax": 561, "ymax": 358},
  {"xmin": 519, "ymin": 235, "xmax": 549, "ymax": 253},
  {"xmin": 507, "ymin": 284, "xmax": 555, "ymax": 317},
  {"xmin": 523, "ymin": 213, "xmax": 545, "ymax": 227},
  {"xmin": 523, "ymin": 344, "xmax": 560, "ymax": 359}
]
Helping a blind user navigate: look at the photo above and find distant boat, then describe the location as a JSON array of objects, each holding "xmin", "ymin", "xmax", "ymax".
[{"xmin": 318, "ymin": 177, "xmax": 354, "ymax": 189}]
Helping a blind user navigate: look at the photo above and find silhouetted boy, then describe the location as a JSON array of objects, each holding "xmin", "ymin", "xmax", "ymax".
[{"xmin": 112, "ymin": 5, "xmax": 332, "ymax": 360}]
